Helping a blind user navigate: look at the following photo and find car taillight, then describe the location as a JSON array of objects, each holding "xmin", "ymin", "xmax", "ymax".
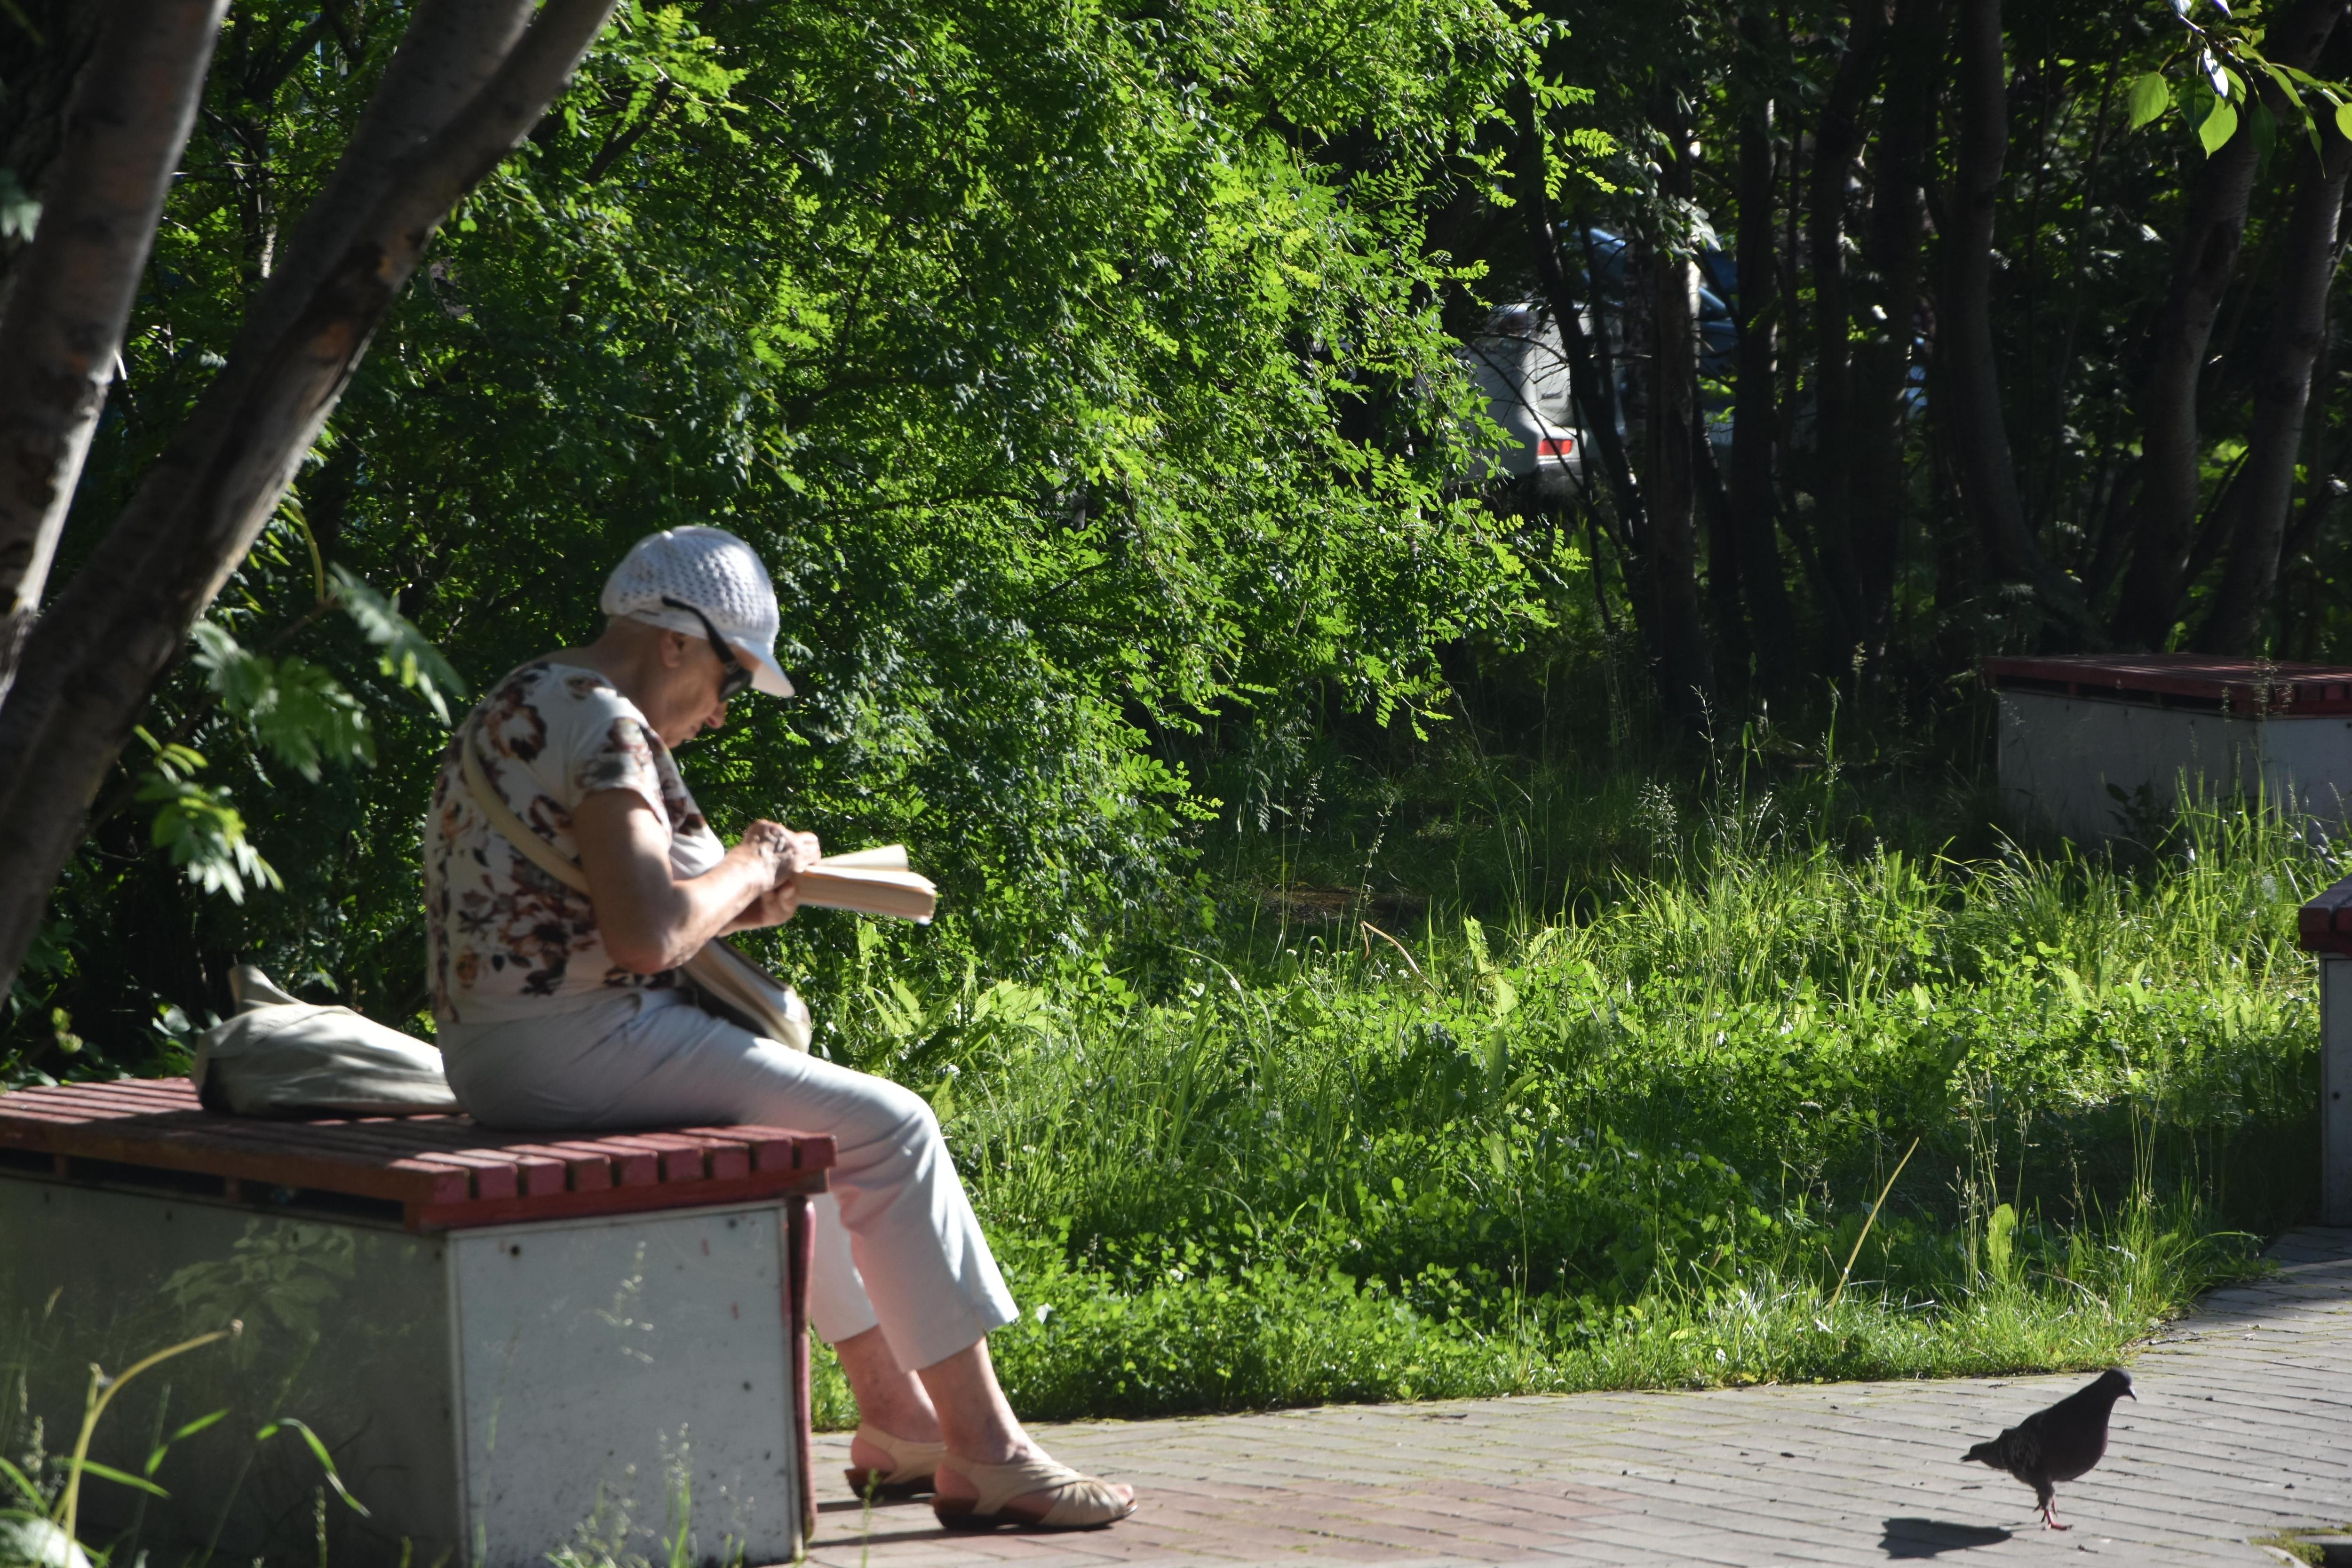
[{"xmin": 1538, "ymin": 436, "xmax": 1575, "ymax": 457}]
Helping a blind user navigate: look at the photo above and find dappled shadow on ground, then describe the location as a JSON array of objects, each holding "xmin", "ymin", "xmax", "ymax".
[{"xmin": 1878, "ymin": 1517, "xmax": 2013, "ymax": 1557}]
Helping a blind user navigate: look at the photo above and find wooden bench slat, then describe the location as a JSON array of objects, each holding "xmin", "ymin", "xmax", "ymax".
[
  {"xmin": 7, "ymin": 1082, "xmax": 191, "ymax": 1118},
  {"xmin": 485, "ymin": 1142, "xmax": 617, "ymax": 1194},
  {"xmin": 583, "ymin": 1131, "xmax": 713, "ymax": 1182},
  {"xmin": 538, "ymin": 1139, "xmax": 660, "ymax": 1186},
  {"xmin": 678, "ymin": 1127, "xmax": 800, "ymax": 1172},
  {"xmin": 650, "ymin": 1130, "xmax": 753, "ymax": 1181}
]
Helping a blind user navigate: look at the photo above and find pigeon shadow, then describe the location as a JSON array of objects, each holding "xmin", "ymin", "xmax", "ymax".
[{"xmin": 1879, "ymin": 1517, "xmax": 2015, "ymax": 1558}]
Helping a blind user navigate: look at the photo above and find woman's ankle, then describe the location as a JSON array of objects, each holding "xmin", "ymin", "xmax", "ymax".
[
  {"xmin": 858, "ymin": 1413, "xmax": 945, "ymax": 1444},
  {"xmin": 943, "ymin": 1433, "xmax": 1033, "ymax": 1468},
  {"xmin": 834, "ymin": 1327, "xmax": 945, "ymax": 1443}
]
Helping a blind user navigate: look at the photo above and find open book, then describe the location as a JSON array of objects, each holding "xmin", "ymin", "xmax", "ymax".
[{"xmin": 795, "ymin": 845, "xmax": 937, "ymax": 923}]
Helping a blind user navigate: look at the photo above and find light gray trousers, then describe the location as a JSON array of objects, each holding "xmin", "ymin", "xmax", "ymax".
[{"xmin": 439, "ymin": 988, "xmax": 1017, "ymax": 1371}]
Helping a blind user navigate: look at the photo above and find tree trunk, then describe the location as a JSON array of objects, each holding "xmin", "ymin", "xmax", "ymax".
[
  {"xmin": 1730, "ymin": 12, "xmax": 1800, "ymax": 697},
  {"xmin": 0, "ymin": 0, "xmax": 620, "ymax": 997},
  {"xmin": 1849, "ymin": 0, "xmax": 1949, "ymax": 664},
  {"xmin": 1807, "ymin": 0, "xmax": 1891, "ymax": 658},
  {"xmin": 0, "ymin": 0, "xmax": 228, "ymax": 701},
  {"xmin": 1645, "ymin": 103, "xmax": 1716, "ymax": 733},
  {"xmin": 1940, "ymin": 0, "xmax": 2088, "ymax": 633},
  {"xmin": 2195, "ymin": 127, "xmax": 2352, "ymax": 653},
  {"xmin": 2112, "ymin": 0, "xmax": 2341, "ymax": 647}
]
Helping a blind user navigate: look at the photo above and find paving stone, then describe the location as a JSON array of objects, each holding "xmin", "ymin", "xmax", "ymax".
[{"xmin": 797, "ymin": 1227, "xmax": 2352, "ymax": 1566}]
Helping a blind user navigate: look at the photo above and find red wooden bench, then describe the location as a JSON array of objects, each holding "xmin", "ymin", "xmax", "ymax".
[
  {"xmin": 0, "ymin": 1078, "xmax": 837, "ymax": 1566},
  {"xmin": 0, "ymin": 1075, "xmax": 833, "ymax": 1229}
]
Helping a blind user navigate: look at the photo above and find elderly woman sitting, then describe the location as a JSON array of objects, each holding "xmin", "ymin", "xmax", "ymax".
[{"xmin": 422, "ymin": 526, "xmax": 1135, "ymax": 1531}]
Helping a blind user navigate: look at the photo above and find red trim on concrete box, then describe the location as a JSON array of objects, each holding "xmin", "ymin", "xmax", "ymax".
[
  {"xmin": 1985, "ymin": 653, "xmax": 2352, "ymax": 714},
  {"xmin": 409, "ymin": 1170, "xmax": 825, "ymax": 1229},
  {"xmin": 787, "ymin": 1192, "xmax": 816, "ymax": 1546},
  {"xmin": 0, "ymin": 1078, "xmax": 833, "ymax": 1230}
]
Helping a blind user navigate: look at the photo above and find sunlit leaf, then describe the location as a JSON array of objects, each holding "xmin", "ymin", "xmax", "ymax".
[
  {"xmin": 2127, "ymin": 72, "xmax": 2170, "ymax": 129},
  {"xmin": 2199, "ymin": 100, "xmax": 2240, "ymax": 154}
]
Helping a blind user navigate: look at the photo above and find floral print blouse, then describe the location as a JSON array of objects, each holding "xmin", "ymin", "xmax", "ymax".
[{"xmin": 424, "ymin": 661, "xmax": 724, "ymax": 1026}]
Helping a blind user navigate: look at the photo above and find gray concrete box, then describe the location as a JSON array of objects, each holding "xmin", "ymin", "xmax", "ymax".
[
  {"xmin": 1987, "ymin": 655, "xmax": 2352, "ymax": 844},
  {"xmin": 0, "ymin": 1175, "xmax": 805, "ymax": 1567}
]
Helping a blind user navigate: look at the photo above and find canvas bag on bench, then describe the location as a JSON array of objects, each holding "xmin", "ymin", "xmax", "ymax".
[
  {"xmin": 456, "ymin": 720, "xmax": 814, "ymax": 1052},
  {"xmin": 193, "ymin": 965, "xmax": 461, "ymax": 1117}
]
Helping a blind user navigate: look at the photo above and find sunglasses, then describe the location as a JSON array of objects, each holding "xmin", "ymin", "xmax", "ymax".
[{"xmin": 661, "ymin": 596, "xmax": 754, "ymax": 700}]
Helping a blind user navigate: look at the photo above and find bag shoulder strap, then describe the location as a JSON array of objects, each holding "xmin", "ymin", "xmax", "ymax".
[{"xmin": 457, "ymin": 720, "xmax": 593, "ymax": 896}]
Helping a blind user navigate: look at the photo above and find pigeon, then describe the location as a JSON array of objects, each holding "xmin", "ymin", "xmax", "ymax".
[{"xmin": 1962, "ymin": 1367, "xmax": 2135, "ymax": 1530}]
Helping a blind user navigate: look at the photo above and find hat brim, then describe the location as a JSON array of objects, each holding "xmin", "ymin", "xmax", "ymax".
[
  {"xmin": 731, "ymin": 638, "xmax": 795, "ymax": 698},
  {"xmin": 633, "ymin": 606, "xmax": 795, "ymax": 697}
]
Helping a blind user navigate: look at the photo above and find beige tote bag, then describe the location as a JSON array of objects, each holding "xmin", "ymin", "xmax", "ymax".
[{"xmin": 192, "ymin": 965, "xmax": 461, "ymax": 1117}]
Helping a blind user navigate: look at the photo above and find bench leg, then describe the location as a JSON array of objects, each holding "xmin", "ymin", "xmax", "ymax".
[
  {"xmin": 2328, "ymin": 958, "xmax": 2352, "ymax": 1226},
  {"xmin": 787, "ymin": 1192, "xmax": 816, "ymax": 1544}
]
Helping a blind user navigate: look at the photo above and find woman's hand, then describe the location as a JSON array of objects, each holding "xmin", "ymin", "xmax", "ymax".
[
  {"xmin": 740, "ymin": 820, "xmax": 820, "ymax": 877},
  {"xmin": 726, "ymin": 821, "xmax": 821, "ymax": 931}
]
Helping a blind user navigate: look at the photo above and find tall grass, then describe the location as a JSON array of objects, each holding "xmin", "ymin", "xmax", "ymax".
[{"xmin": 813, "ymin": 774, "xmax": 2324, "ymax": 1424}]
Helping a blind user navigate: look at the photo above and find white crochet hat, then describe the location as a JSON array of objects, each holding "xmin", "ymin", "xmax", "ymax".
[{"xmin": 600, "ymin": 526, "xmax": 794, "ymax": 697}]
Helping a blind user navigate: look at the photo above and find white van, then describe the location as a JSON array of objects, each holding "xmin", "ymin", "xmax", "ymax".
[{"xmin": 1458, "ymin": 301, "xmax": 1584, "ymax": 496}]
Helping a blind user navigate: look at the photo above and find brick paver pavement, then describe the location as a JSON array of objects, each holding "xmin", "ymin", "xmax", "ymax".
[{"xmin": 800, "ymin": 1228, "xmax": 2352, "ymax": 1566}]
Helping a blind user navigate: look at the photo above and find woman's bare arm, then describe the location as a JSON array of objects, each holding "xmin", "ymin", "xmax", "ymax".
[{"xmin": 572, "ymin": 790, "xmax": 815, "ymax": 972}]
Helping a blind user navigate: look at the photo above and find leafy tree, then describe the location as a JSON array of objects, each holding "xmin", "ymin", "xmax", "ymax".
[{"xmin": 5, "ymin": 0, "xmax": 1548, "ymax": 1057}]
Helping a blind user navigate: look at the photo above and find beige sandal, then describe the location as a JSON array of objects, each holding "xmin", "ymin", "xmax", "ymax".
[
  {"xmin": 842, "ymin": 1424, "xmax": 949, "ymax": 1499},
  {"xmin": 931, "ymin": 1453, "xmax": 1137, "ymax": 1530}
]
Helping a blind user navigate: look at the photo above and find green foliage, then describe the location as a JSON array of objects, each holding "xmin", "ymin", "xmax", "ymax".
[
  {"xmin": 191, "ymin": 623, "xmax": 373, "ymax": 783},
  {"xmin": 324, "ymin": 567, "xmax": 466, "ymax": 728},
  {"xmin": 132, "ymin": 728, "xmax": 282, "ymax": 907}
]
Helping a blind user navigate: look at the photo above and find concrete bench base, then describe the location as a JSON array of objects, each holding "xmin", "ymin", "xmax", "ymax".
[{"xmin": 1, "ymin": 1173, "xmax": 809, "ymax": 1567}]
